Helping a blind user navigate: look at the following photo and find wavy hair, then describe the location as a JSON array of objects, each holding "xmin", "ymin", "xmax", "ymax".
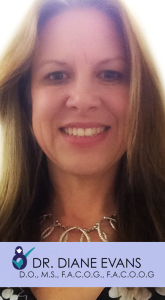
[{"xmin": 0, "ymin": 0, "xmax": 165, "ymax": 241}]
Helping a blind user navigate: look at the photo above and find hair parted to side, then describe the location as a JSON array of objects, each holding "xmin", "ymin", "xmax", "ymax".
[{"xmin": 0, "ymin": 0, "xmax": 165, "ymax": 241}]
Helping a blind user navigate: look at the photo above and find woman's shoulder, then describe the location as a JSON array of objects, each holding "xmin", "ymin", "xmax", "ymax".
[{"xmin": 0, "ymin": 288, "xmax": 165, "ymax": 300}]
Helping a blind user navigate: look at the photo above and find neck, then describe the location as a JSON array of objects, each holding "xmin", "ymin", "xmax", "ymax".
[{"xmin": 48, "ymin": 163, "xmax": 117, "ymax": 228}]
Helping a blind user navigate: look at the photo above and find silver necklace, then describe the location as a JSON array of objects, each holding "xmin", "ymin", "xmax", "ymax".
[{"xmin": 40, "ymin": 211, "xmax": 117, "ymax": 242}]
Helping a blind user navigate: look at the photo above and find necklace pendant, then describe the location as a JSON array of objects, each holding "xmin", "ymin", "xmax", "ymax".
[
  {"xmin": 58, "ymin": 227, "xmax": 76, "ymax": 242},
  {"xmin": 78, "ymin": 228, "xmax": 91, "ymax": 242},
  {"xmin": 40, "ymin": 211, "xmax": 117, "ymax": 242},
  {"xmin": 41, "ymin": 225, "xmax": 55, "ymax": 240}
]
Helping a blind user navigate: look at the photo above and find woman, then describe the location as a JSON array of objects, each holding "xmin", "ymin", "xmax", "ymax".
[
  {"xmin": 0, "ymin": 0, "xmax": 165, "ymax": 243},
  {"xmin": 0, "ymin": 0, "xmax": 165, "ymax": 299},
  {"xmin": 0, "ymin": 1, "xmax": 165, "ymax": 241}
]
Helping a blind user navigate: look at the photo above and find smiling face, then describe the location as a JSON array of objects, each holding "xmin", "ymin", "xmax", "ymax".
[{"xmin": 31, "ymin": 8, "xmax": 130, "ymax": 177}]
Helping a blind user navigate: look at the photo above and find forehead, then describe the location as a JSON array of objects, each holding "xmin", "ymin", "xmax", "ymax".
[{"xmin": 34, "ymin": 8, "xmax": 125, "ymax": 65}]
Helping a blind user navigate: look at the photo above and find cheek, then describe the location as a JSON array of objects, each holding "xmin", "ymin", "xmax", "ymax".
[
  {"xmin": 31, "ymin": 87, "xmax": 61, "ymax": 125},
  {"xmin": 105, "ymin": 86, "xmax": 129, "ymax": 123}
]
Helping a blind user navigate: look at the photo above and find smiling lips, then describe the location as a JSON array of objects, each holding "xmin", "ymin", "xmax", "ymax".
[{"xmin": 61, "ymin": 126, "xmax": 110, "ymax": 137}]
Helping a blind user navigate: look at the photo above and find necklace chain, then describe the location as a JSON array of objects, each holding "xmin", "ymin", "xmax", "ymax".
[{"xmin": 40, "ymin": 211, "xmax": 118, "ymax": 242}]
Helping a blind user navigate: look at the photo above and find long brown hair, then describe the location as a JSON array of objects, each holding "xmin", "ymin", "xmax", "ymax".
[{"xmin": 0, "ymin": 0, "xmax": 165, "ymax": 241}]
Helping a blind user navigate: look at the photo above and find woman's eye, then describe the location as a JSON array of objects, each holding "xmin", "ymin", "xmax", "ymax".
[
  {"xmin": 99, "ymin": 70, "xmax": 123, "ymax": 81},
  {"xmin": 45, "ymin": 71, "xmax": 69, "ymax": 83}
]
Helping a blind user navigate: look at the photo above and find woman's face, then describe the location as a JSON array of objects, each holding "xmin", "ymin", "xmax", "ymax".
[{"xmin": 31, "ymin": 8, "xmax": 130, "ymax": 176}]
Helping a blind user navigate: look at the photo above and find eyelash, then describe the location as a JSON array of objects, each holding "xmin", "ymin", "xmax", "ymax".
[
  {"xmin": 44, "ymin": 70, "xmax": 123, "ymax": 85},
  {"xmin": 98, "ymin": 70, "xmax": 123, "ymax": 81},
  {"xmin": 45, "ymin": 71, "xmax": 69, "ymax": 84}
]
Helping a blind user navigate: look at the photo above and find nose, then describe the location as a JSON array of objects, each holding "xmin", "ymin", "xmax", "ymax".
[{"xmin": 66, "ymin": 78, "xmax": 101, "ymax": 113}]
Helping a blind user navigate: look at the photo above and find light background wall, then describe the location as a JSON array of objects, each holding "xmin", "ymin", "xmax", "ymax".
[
  {"xmin": 0, "ymin": 0, "xmax": 165, "ymax": 170},
  {"xmin": 0, "ymin": 0, "xmax": 165, "ymax": 87}
]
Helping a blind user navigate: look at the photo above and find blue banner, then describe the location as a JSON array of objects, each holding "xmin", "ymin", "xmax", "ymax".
[{"xmin": 0, "ymin": 242, "xmax": 164, "ymax": 287}]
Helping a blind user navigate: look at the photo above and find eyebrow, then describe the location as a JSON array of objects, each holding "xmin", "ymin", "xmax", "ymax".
[
  {"xmin": 96, "ymin": 57, "xmax": 127, "ymax": 65},
  {"xmin": 37, "ymin": 60, "xmax": 68, "ymax": 70},
  {"xmin": 37, "ymin": 57, "xmax": 127, "ymax": 70}
]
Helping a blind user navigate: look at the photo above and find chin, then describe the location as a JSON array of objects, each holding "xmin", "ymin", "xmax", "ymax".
[{"xmin": 57, "ymin": 159, "xmax": 116, "ymax": 177}]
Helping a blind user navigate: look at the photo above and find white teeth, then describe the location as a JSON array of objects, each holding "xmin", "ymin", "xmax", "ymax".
[
  {"xmin": 63, "ymin": 127, "xmax": 107, "ymax": 137},
  {"xmin": 77, "ymin": 128, "xmax": 85, "ymax": 136},
  {"xmin": 68, "ymin": 128, "xmax": 72, "ymax": 135},
  {"xmin": 92, "ymin": 128, "xmax": 96, "ymax": 135},
  {"xmin": 85, "ymin": 128, "xmax": 92, "ymax": 136},
  {"xmin": 73, "ymin": 128, "xmax": 77, "ymax": 136}
]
